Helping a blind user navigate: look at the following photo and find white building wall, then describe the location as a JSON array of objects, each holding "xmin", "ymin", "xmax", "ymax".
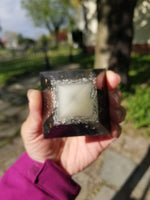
[
  {"xmin": 133, "ymin": 0, "xmax": 150, "ymax": 44},
  {"xmin": 81, "ymin": 0, "xmax": 150, "ymax": 46}
]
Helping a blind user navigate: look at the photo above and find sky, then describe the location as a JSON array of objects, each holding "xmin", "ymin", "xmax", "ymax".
[{"xmin": 0, "ymin": 0, "xmax": 48, "ymax": 39}]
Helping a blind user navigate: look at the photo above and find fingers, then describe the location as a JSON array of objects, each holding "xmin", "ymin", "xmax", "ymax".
[
  {"xmin": 96, "ymin": 70, "xmax": 126, "ymax": 140},
  {"xmin": 109, "ymin": 87, "xmax": 126, "ymax": 124},
  {"xmin": 96, "ymin": 70, "xmax": 121, "ymax": 90},
  {"xmin": 110, "ymin": 106, "xmax": 126, "ymax": 123},
  {"xmin": 27, "ymin": 89, "xmax": 42, "ymax": 121},
  {"xmin": 21, "ymin": 89, "xmax": 43, "ymax": 140},
  {"xmin": 106, "ymin": 70, "xmax": 121, "ymax": 90},
  {"xmin": 109, "ymin": 89, "xmax": 122, "ymax": 108},
  {"xmin": 109, "ymin": 87, "xmax": 126, "ymax": 139},
  {"xmin": 96, "ymin": 70, "xmax": 125, "ymax": 134},
  {"xmin": 111, "ymin": 123, "xmax": 122, "ymax": 138}
]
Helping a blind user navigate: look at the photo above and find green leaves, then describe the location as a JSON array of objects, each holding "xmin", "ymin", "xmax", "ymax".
[{"xmin": 21, "ymin": 0, "xmax": 74, "ymax": 33}]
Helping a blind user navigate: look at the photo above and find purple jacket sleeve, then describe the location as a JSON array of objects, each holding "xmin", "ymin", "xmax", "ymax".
[{"xmin": 0, "ymin": 152, "xmax": 80, "ymax": 200}]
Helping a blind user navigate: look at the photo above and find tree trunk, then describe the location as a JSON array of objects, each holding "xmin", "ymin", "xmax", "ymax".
[
  {"xmin": 81, "ymin": 0, "xmax": 97, "ymax": 53},
  {"xmin": 43, "ymin": 48, "xmax": 51, "ymax": 70},
  {"xmin": 54, "ymin": 26, "xmax": 60, "ymax": 49},
  {"xmin": 94, "ymin": 0, "xmax": 137, "ymax": 86}
]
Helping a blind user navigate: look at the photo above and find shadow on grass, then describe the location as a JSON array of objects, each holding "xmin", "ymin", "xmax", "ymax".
[
  {"xmin": 0, "ymin": 54, "xmax": 47, "ymax": 85},
  {"xmin": 118, "ymin": 54, "xmax": 150, "ymax": 97},
  {"xmin": 0, "ymin": 50, "xmax": 94, "ymax": 86},
  {"xmin": 1, "ymin": 51, "xmax": 150, "ymax": 89},
  {"xmin": 129, "ymin": 54, "xmax": 150, "ymax": 86}
]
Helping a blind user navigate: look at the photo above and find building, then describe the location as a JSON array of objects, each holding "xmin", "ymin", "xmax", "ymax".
[{"xmin": 79, "ymin": 0, "xmax": 150, "ymax": 54}]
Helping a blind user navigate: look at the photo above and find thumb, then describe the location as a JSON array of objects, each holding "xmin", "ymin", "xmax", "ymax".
[
  {"xmin": 21, "ymin": 89, "xmax": 43, "ymax": 140},
  {"xmin": 27, "ymin": 89, "xmax": 42, "ymax": 122}
]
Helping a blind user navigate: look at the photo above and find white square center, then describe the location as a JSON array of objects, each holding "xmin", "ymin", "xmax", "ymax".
[
  {"xmin": 52, "ymin": 80, "xmax": 99, "ymax": 125},
  {"xmin": 58, "ymin": 83, "xmax": 94, "ymax": 119}
]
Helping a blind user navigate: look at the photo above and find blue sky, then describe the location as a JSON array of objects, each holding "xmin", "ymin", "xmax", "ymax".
[{"xmin": 0, "ymin": 0, "xmax": 48, "ymax": 39}]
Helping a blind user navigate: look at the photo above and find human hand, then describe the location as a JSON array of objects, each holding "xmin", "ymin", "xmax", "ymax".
[{"xmin": 21, "ymin": 71, "xmax": 126, "ymax": 175}]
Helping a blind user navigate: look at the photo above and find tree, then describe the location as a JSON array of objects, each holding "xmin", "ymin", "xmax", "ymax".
[
  {"xmin": 81, "ymin": 0, "xmax": 97, "ymax": 52},
  {"xmin": 94, "ymin": 0, "xmax": 137, "ymax": 86},
  {"xmin": 21, "ymin": 0, "xmax": 73, "ymax": 47},
  {"xmin": 38, "ymin": 35, "xmax": 51, "ymax": 70},
  {"xmin": 17, "ymin": 34, "xmax": 36, "ymax": 47},
  {"xmin": 0, "ymin": 24, "xmax": 4, "ymax": 48}
]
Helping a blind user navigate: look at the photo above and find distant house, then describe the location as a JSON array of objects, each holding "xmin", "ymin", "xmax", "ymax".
[
  {"xmin": 4, "ymin": 31, "xmax": 18, "ymax": 50},
  {"xmin": 6, "ymin": 39, "xmax": 18, "ymax": 49},
  {"xmin": 3, "ymin": 32, "xmax": 36, "ymax": 52}
]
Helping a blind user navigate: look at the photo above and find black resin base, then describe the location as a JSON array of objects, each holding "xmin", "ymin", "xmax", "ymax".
[{"xmin": 40, "ymin": 69, "xmax": 110, "ymax": 138}]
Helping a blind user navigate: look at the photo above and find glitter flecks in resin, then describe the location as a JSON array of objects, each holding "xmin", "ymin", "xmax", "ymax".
[{"xmin": 51, "ymin": 75, "xmax": 99, "ymax": 125}]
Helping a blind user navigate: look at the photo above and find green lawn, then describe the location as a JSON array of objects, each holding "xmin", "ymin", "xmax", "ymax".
[
  {"xmin": 0, "ymin": 48, "xmax": 150, "ymax": 135},
  {"xmin": 123, "ymin": 54, "xmax": 150, "ymax": 133},
  {"xmin": 0, "ymin": 54, "xmax": 44, "ymax": 84},
  {"xmin": 0, "ymin": 46, "xmax": 74, "ymax": 85}
]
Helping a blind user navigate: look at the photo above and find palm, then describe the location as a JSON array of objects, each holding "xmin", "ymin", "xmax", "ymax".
[
  {"xmin": 58, "ymin": 135, "xmax": 115, "ymax": 175},
  {"xmin": 25, "ymin": 132, "xmax": 115, "ymax": 175}
]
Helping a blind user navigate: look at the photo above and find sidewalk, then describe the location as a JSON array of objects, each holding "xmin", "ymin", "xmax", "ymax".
[
  {"xmin": 74, "ymin": 134, "xmax": 150, "ymax": 200},
  {"xmin": 0, "ymin": 72, "xmax": 150, "ymax": 200}
]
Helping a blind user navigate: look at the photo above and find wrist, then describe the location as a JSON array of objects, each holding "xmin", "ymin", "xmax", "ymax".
[
  {"xmin": 26, "ymin": 152, "xmax": 45, "ymax": 164},
  {"xmin": 13, "ymin": 152, "xmax": 81, "ymax": 199}
]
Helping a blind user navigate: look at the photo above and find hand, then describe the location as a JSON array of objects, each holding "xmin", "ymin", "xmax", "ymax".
[{"xmin": 21, "ymin": 71, "xmax": 126, "ymax": 175}]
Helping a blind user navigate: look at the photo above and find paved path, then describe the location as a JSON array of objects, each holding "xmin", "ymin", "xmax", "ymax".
[{"xmin": 0, "ymin": 70, "xmax": 150, "ymax": 200}]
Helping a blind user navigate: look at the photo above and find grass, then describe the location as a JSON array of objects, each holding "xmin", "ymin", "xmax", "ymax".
[
  {"xmin": 125, "ymin": 86, "xmax": 150, "ymax": 128},
  {"xmin": 129, "ymin": 54, "xmax": 150, "ymax": 87},
  {"xmin": 122, "ymin": 54, "xmax": 150, "ymax": 133},
  {"xmin": 0, "ymin": 46, "xmax": 80, "ymax": 85},
  {"xmin": 0, "ymin": 53, "xmax": 45, "ymax": 85},
  {"xmin": 0, "ymin": 47, "xmax": 150, "ymax": 135}
]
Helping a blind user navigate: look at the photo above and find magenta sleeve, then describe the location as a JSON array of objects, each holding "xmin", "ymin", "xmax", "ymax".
[{"xmin": 0, "ymin": 152, "xmax": 80, "ymax": 200}]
